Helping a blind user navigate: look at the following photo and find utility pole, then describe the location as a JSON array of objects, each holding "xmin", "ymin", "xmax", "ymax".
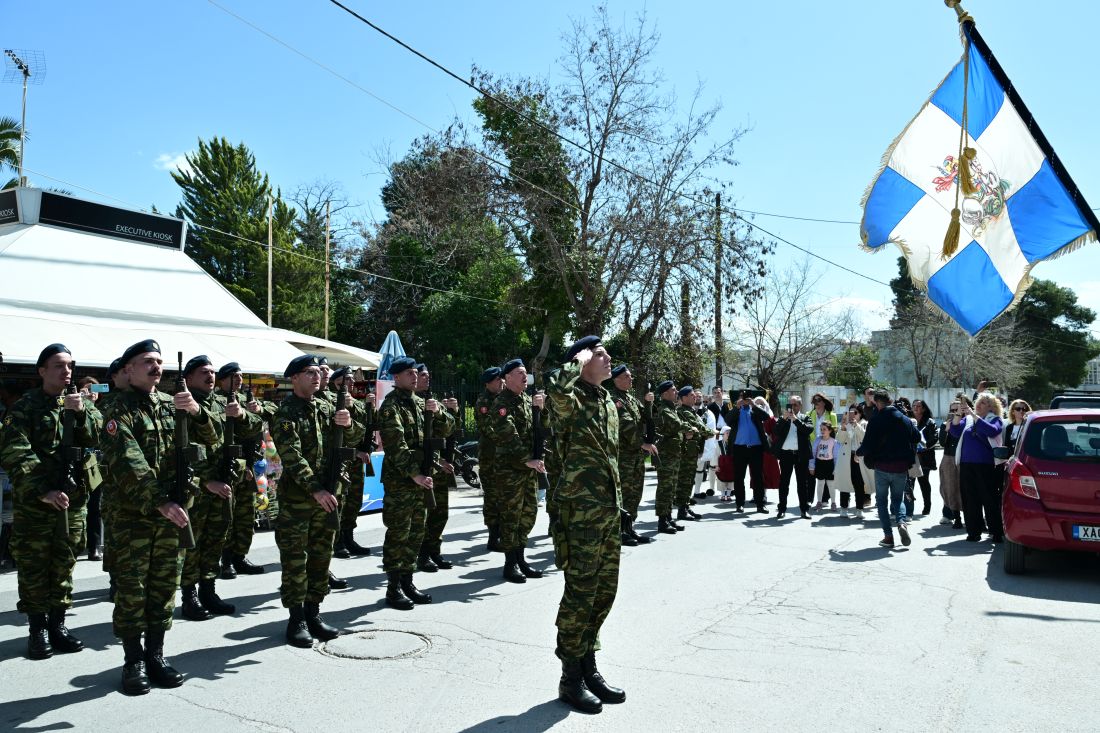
[
  {"xmin": 714, "ymin": 192, "xmax": 723, "ymax": 390},
  {"xmin": 267, "ymin": 196, "xmax": 273, "ymax": 327},
  {"xmin": 3, "ymin": 49, "xmax": 45, "ymax": 187},
  {"xmin": 324, "ymin": 200, "xmax": 331, "ymax": 340}
]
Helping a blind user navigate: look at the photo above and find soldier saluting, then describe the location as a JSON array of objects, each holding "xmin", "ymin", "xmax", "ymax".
[
  {"xmin": 0, "ymin": 343, "xmax": 103, "ymax": 661},
  {"xmin": 100, "ymin": 339, "xmax": 219, "ymax": 695}
]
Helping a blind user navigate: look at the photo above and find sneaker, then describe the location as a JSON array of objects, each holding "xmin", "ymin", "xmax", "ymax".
[
  {"xmin": 813, "ymin": 502, "xmax": 824, "ymax": 511},
  {"xmin": 939, "ymin": 517, "xmax": 953, "ymax": 526},
  {"xmin": 838, "ymin": 508, "xmax": 848, "ymax": 518},
  {"xmin": 878, "ymin": 537, "xmax": 895, "ymax": 548},
  {"xmin": 852, "ymin": 510, "xmax": 864, "ymax": 520},
  {"xmin": 830, "ymin": 502, "xmax": 837, "ymax": 510},
  {"xmin": 898, "ymin": 522, "xmax": 911, "ymax": 547}
]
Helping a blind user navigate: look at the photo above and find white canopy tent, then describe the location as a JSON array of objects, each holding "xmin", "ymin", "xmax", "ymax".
[{"xmin": 0, "ymin": 189, "xmax": 379, "ymax": 371}]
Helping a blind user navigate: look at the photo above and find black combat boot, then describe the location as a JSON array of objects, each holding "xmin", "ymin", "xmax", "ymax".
[
  {"xmin": 180, "ymin": 584, "xmax": 212, "ymax": 621},
  {"xmin": 108, "ymin": 576, "xmax": 117, "ymax": 602},
  {"xmin": 621, "ymin": 530, "xmax": 638, "ymax": 546},
  {"xmin": 144, "ymin": 628, "xmax": 184, "ymax": 688},
  {"xmin": 121, "ymin": 635, "xmax": 150, "ymax": 695},
  {"xmin": 657, "ymin": 516, "xmax": 677, "ymax": 535},
  {"xmin": 47, "ymin": 608, "xmax": 84, "ymax": 653},
  {"xmin": 668, "ymin": 515, "xmax": 685, "ymax": 531},
  {"xmin": 0, "ymin": 521, "xmax": 13, "ymax": 569},
  {"xmin": 27, "ymin": 613, "xmax": 53, "ymax": 660},
  {"xmin": 558, "ymin": 659, "xmax": 602, "ymax": 714},
  {"xmin": 328, "ymin": 570, "xmax": 348, "ymax": 590},
  {"xmin": 332, "ymin": 531, "xmax": 351, "ymax": 559},
  {"xmin": 285, "ymin": 605, "xmax": 314, "ymax": 648},
  {"xmin": 399, "ymin": 573, "xmax": 432, "ymax": 604},
  {"xmin": 684, "ymin": 505, "xmax": 702, "ymax": 520},
  {"xmin": 516, "ymin": 548, "xmax": 543, "ymax": 579},
  {"xmin": 342, "ymin": 528, "xmax": 371, "ymax": 556},
  {"xmin": 416, "ymin": 546, "xmax": 438, "ymax": 573},
  {"xmin": 502, "ymin": 550, "xmax": 526, "ymax": 584},
  {"xmin": 429, "ymin": 551, "xmax": 453, "ymax": 569},
  {"xmin": 198, "ymin": 578, "xmax": 236, "ymax": 615},
  {"xmin": 219, "ymin": 549, "xmax": 237, "ymax": 579},
  {"xmin": 619, "ymin": 512, "xmax": 638, "ymax": 546},
  {"xmin": 628, "ymin": 515, "xmax": 652, "ymax": 544},
  {"xmin": 303, "ymin": 601, "xmax": 339, "ymax": 641},
  {"xmin": 385, "ymin": 572, "xmax": 414, "ymax": 611},
  {"xmin": 232, "ymin": 553, "xmax": 265, "ymax": 575},
  {"xmin": 487, "ymin": 524, "xmax": 502, "ymax": 553},
  {"xmin": 582, "ymin": 653, "xmax": 626, "ymax": 703}
]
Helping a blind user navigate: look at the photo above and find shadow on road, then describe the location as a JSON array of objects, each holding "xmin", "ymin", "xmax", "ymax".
[
  {"xmin": 984, "ymin": 548, "xmax": 1100, "ymax": 604},
  {"xmin": 457, "ymin": 698, "xmax": 573, "ymax": 732}
]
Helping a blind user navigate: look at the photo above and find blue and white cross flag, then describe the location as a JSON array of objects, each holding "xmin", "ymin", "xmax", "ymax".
[{"xmin": 860, "ymin": 6, "xmax": 1098, "ymax": 335}]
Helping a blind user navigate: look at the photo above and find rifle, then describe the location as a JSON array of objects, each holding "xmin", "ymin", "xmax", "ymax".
[
  {"xmin": 420, "ymin": 399, "xmax": 444, "ymax": 509},
  {"xmin": 358, "ymin": 383, "xmax": 376, "ymax": 478},
  {"xmin": 173, "ymin": 352, "xmax": 197, "ymax": 549},
  {"xmin": 531, "ymin": 400, "xmax": 551, "ymax": 493},
  {"xmin": 644, "ymin": 382, "xmax": 661, "ymax": 468},
  {"xmin": 442, "ymin": 391, "xmax": 457, "ymax": 466},
  {"xmin": 58, "ymin": 373, "xmax": 81, "ymax": 540},
  {"xmin": 322, "ymin": 384, "xmax": 355, "ymax": 529},
  {"xmin": 219, "ymin": 387, "xmax": 242, "ymax": 523}
]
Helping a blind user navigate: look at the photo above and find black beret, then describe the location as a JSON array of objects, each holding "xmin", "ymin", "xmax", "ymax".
[
  {"xmin": 564, "ymin": 335, "xmax": 601, "ymax": 363},
  {"xmin": 501, "ymin": 358, "xmax": 524, "ymax": 376},
  {"xmin": 316, "ymin": 355, "xmax": 329, "ymax": 366},
  {"xmin": 36, "ymin": 343, "xmax": 71, "ymax": 368},
  {"xmin": 331, "ymin": 366, "xmax": 351, "ymax": 381},
  {"xmin": 183, "ymin": 355, "xmax": 212, "ymax": 377},
  {"xmin": 389, "ymin": 356, "xmax": 417, "ymax": 376},
  {"xmin": 284, "ymin": 354, "xmax": 320, "ymax": 379},
  {"xmin": 415, "ymin": 362, "xmax": 428, "ymax": 373},
  {"xmin": 216, "ymin": 362, "xmax": 241, "ymax": 380},
  {"xmin": 106, "ymin": 358, "xmax": 123, "ymax": 378},
  {"xmin": 656, "ymin": 380, "xmax": 675, "ymax": 395},
  {"xmin": 677, "ymin": 385, "xmax": 694, "ymax": 398},
  {"xmin": 481, "ymin": 366, "xmax": 502, "ymax": 384},
  {"xmin": 610, "ymin": 364, "xmax": 628, "ymax": 379},
  {"xmin": 121, "ymin": 339, "xmax": 161, "ymax": 365}
]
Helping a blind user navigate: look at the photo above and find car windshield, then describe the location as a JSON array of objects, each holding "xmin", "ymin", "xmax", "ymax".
[{"xmin": 1023, "ymin": 420, "xmax": 1100, "ymax": 462}]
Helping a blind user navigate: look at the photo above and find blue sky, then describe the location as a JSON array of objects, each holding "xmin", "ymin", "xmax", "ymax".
[{"xmin": 6, "ymin": 0, "xmax": 1100, "ymax": 334}]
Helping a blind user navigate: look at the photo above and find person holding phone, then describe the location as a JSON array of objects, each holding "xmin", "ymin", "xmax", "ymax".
[{"xmin": 771, "ymin": 396, "xmax": 813, "ymax": 519}]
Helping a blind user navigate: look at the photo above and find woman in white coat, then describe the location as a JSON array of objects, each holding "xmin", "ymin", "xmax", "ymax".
[
  {"xmin": 694, "ymin": 399, "xmax": 723, "ymax": 497},
  {"xmin": 835, "ymin": 404, "xmax": 872, "ymax": 519}
]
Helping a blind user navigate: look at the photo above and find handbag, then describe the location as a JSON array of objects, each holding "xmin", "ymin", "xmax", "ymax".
[
  {"xmin": 908, "ymin": 456, "xmax": 924, "ymax": 478},
  {"xmin": 715, "ymin": 442, "xmax": 735, "ymax": 482}
]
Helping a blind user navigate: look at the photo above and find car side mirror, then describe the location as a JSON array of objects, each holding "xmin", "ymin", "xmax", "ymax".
[{"xmin": 993, "ymin": 446, "xmax": 1012, "ymax": 460}]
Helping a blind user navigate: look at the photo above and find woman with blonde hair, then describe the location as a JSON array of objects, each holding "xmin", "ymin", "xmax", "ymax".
[
  {"xmin": 1004, "ymin": 399, "xmax": 1031, "ymax": 453},
  {"xmin": 949, "ymin": 392, "xmax": 1005, "ymax": 542}
]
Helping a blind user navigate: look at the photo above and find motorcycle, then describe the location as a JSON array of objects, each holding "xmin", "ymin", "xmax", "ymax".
[{"xmin": 455, "ymin": 440, "xmax": 480, "ymax": 489}]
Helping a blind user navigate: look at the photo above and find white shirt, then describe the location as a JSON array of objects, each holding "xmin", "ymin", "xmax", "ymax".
[{"xmin": 781, "ymin": 413, "xmax": 804, "ymax": 451}]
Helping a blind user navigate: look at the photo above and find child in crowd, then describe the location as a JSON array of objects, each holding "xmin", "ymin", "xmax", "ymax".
[{"xmin": 810, "ymin": 423, "xmax": 837, "ymax": 510}]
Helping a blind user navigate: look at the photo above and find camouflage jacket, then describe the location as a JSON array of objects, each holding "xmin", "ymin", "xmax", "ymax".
[
  {"xmin": 275, "ymin": 393, "xmax": 364, "ymax": 503},
  {"xmin": 474, "ymin": 389, "xmax": 499, "ymax": 471},
  {"xmin": 655, "ymin": 398, "xmax": 689, "ymax": 457},
  {"xmin": 608, "ymin": 386, "xmax": 644, "ymax": 455},
  {"xmin": 546, "ymin": 362, "xmax": 620, "ymax": 507},
  {"xmin": 191, "ymin": 388, "xmax": 263, "ymax": 485},
  {"xmin": 215, "ymin": 388, "xmax": 267, "ymax": 460},
  {"xmin": 377, "ymin": 387, "xmax": 454, "ymax": 486},
  {"xmin": 0, "ymin": 388, "xmax": 103, "ymax": 504},
  {"xmin": 677, "ymin": 405, "xmax": 708, "ymax": 456},
  {"xmin": 485, "ymin": 389, "xmax": 535, "ymax": 476},
  {"xmin": 100, "ymin": 388, "xmax": 219, "ymax": 516}
]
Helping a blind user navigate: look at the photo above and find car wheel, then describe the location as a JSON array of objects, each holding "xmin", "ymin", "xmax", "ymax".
[{"xmin": 1003, "ymin": 538, "xmax": 1026, "ymax": 575}]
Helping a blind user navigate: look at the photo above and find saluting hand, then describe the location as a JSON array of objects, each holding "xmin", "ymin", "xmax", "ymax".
[
  {"xmin": 574, "ymin": 348, "xmax": 593, "ymax": 366},
  {"xmin": 334, "ymin": 409, "xmax": 351, "ymax": 427},
  {"xmin": 158, "ymin": 502, "xmax": 189, "ymax": 528},
  {"xmin": 63, "ymin": 392, "xmax": 84, "ymax": 413},
  {"xmin": 173, "ymin": 389, "xmax": 200, "ymax": 416}
]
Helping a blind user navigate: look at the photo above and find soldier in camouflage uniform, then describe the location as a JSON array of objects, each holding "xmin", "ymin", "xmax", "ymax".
[
  {"xmin": 546, "ymin": 335, "xmax": 626, "ymax": 715},
  {"xmin": 0, "ymin": 343, "xmax": 102, "ymax": 660},
  {"xmin": 475, "ymin": 366, "xmax": 504, "ymax": 552},
  {"xmin": 273, "ymin": 355, "xmax": 362, "ymax": 647},
  {"xmin": 99, "ymin": 358, "xmax": 129, "ymax": 600},
  {"xmin": 675, "ymin": 387, "xmax": 708, "ymax": 523},
  {"xmin": 653, "ymin": 381, "xmax": 694, "ymax": 534},
  {"xmin": 377, "ymin": 357, "xmax": 453, "ymax": 609},
  {"xmin": 100, "ymin": 339, "xmax": 220, "ymax": 695},
  {"xmin": 486, "ymin": 358, "xmax": 546, "ymax": 584},
  {"xmin": 178, "ymin": 356, "xmax": 262, "ymax": 622},
  {"xmin": 415, "ymin": 363, "xmax": 461, "ymax": 572},
  {"xmin": 606, "ymin": 364, "xmax": 657, "ymax": 546},
  {"xmin": 331, "ymin": 366, "xmax": 374, "ymax": 558},
  {"xmin": 215, "ymin": 363, "xmax": 268, "ymax": 579}
]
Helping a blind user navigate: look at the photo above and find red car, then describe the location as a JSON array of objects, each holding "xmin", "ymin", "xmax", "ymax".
[{"xmin": 998, "ymin": 408, "xmax": 1100, "ymax": 574}]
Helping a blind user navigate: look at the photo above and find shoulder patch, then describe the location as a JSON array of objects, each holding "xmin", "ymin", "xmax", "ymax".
[
  {"xmin": 381, "ymin": 407, "xmax": 395, "ymax": 420},
  {"xmin": 57, "ymin": 396, "xmax": 64, "ymax": 407},
  {"xmin": 615, "ymin": 399, "xmax": 624, "ymax": 409},
  {"xmin": 279, "ymin": 420, "xmax": 294, "ymax": 433},
  {"xmin": 479, "ymin": 406, "xmax": 488, "ymax": 414},
  {"xmin": 3, "ymin": 415, "xmax": 12, "ymax": 426},
  {"xmin": 105, "ymin": 419, "xmax": 118, "ymax": 436},
  {"xmin": 498, "ymin": 407, "xmax": 507, "ymax": 417}
]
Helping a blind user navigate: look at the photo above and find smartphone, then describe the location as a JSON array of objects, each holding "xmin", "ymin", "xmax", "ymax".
[{"xmin": 89, "ymin": 384, "xmax": 110, "ymax": 393}]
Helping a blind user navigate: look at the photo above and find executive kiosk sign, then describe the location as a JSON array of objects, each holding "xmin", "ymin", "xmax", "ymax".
[
  {"xmin": 0, "ymin": 189, "xmax": 18, "ymax": 225},
  {"xmin": 38, "ymin": 191, "xmax": 187, "ymax": 249}
]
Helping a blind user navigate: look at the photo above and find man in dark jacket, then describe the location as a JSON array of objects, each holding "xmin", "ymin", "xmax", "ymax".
[
  {"xmin": 723, "ymin": 392, "xmax": 771, "ymax": 513},
  {"xmin": 856, "ymin": 389, "xmax": 920, "ymax": 549},
  {"xmin": 771, "ymin": 395, "xmax": 813, "ymax": 519}
]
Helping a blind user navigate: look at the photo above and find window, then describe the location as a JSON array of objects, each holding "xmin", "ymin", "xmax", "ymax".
[{"xmin": 1023, "ymin": 420, "xmax": 1100, "ymax": 462}]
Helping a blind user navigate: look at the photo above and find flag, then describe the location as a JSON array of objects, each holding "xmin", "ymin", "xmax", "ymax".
[{"xmin": 860, "ymin": 16, "xmax": 1098, "ymax": 335}]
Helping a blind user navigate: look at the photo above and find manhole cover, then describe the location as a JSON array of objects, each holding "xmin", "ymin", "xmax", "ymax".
[{"xmin": 319, "ymin": 630, "xmax": 431, "ymax": 660}]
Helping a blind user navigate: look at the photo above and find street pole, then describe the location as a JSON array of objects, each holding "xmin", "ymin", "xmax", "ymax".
[
  {"xmin": 324, "ymin": 200, "xmax": 331, "ymax": 340},
  {"xmin": 714, "ymin": 192, "xmax": 723, "ymax": 390},
  {"xmin": 267, "ymin": 196, "xmax": 273, "ymax": 327}
]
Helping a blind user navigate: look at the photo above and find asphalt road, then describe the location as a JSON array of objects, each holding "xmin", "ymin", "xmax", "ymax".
[{"xmin": 2, "ymin": 471, "xmax": 1098, "ymax": 732}]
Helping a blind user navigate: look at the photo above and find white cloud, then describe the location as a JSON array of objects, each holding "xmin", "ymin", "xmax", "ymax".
[{"xmin": 153, "ymin": 152, "xmax": 192, "ymax": 176}]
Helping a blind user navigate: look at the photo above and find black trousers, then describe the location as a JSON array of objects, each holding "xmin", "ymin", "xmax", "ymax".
[
  {"xmin": 730, "ymin": 444, "xmax": 765, "ymax": 509},
  {"xmin": 86, "ymin": 485, "xmax": 103, "ymax": 552},
  {"xmin": 960, "ymin": 462, "xmax": 1004, "ymax": 538},
  {"xmin": 777, "ymin": 449, "xmax": 810, "ymax": 512}
]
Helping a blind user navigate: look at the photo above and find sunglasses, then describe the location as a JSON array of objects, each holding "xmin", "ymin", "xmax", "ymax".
[{"xmin": 1013, "ymin": 406, "xmax": 1028, "ymax": 412}]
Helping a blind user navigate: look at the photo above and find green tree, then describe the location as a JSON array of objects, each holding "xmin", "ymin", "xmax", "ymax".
[
  {"xmin": 1013, "ymin": 279, "xmax": 1100, "ymax": 405},
  {"xmin": 825, "ymin": 345, "xmax": 879, "ymax": 390},
  {"xmin": 1, "ymin": 116, "xmax": 22, "ymax": 189}
]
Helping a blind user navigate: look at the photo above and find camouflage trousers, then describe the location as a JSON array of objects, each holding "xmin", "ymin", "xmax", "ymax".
[
  {"xmin": 11, "ymin": 499, "xmax": 86, "ymax": 614},
  {"xmin": 381, "ymin": 483, "xmax": 427, "ymax": 574},
  {"xmin": 181, "ymin": 489, "xmax": 231, "ymax": 586},
  {"xmin": 422, "ymin": 471, "xmax": 454, "ymax": 555},
  {"xmin": 498, "ymin": 472, "xmax": 537, "ymax": 552},
  {"xmin": 339, "ymin": 467, "xmax": 364, "ymax": 531},
  {"xmin": 654, "ymin": 450, "xmax": 682, "ymax": 517},
  {"xmin": 275, "ymin": 498, "xmax": 336, "ymax": 608},
  {"xmin": 618, "ymin": 450, "xmax": 647, "ymax": 519},
  {"xmin": 552, "ymin": 500, "xmax": 620, "ymax": 662},
  {"xmin": 224, "ymin": 480, "xmax": 257, "ymax": 556},
  {"xmin": 480, "ymin": 462, "xmax": 501, "ymax": 527},
  {"xmin": 676, "ymin": 449, "xmax": 703, "ymax": 506},
  {"xmin": 112, "ymin": 511, "xmax": 184, "ymax": 638}
]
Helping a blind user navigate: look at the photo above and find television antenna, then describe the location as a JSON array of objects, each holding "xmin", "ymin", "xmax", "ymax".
[{"xmin": 3, "ymin": 49, "xmax": 46, "ymax": 187}]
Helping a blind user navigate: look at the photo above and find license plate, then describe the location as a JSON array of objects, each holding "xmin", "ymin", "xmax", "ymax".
[{"xmin": 1072, "ymin": 525, "xmax": 1100, "ymax": 541}]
